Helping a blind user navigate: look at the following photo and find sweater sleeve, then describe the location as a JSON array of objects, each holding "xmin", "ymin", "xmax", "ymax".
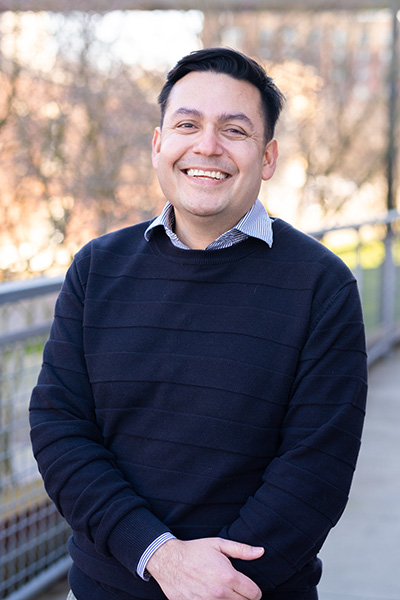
[
  {"xmin": 29, "ymin": 252, "xmax": 171, "ymax": 575},
  {"xmin": 218, "ymin": 279, "xmax": 368, "ymax": 591}
]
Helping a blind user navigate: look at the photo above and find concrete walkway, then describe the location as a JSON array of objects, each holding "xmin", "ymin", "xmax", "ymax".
[
  {"xmin": 38, "ymin": 346, "xmax": 400, "ymax": 600},
  {"xmin": 38, "ymin": 578, "xmax": 69, "ymax": 600},
  {"xmin": 318, "ymin": 345, "xmax": 400, "ymax": 600}
]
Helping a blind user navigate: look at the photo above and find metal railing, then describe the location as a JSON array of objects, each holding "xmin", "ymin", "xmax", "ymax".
[
  {"xmin": 0, "ymin": 211, "xmax": 399, "ymax": 599},
  {"xmin": 310, "ymin": 209, "xmax": 400, "ymax": 362},
  {"xmin": 0, "ymin": 276, "xmax": 70, "ymax": 600}
]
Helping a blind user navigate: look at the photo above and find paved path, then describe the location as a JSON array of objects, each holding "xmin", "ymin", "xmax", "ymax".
[
  {"xmin": 318, "ymin": 345, "xmax": 400, "ymax": 600},
  {"xmin": 39, "ymin": 577, "xmax": 69, "ymax": 600},
  {"xmin": 38, "ymin": 346, "xmax": 400, "ymax": 600}
]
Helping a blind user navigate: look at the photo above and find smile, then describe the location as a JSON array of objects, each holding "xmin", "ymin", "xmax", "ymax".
[{"xmin": 185, "ymin": 169, "xmax": 229, "ymax": 180}]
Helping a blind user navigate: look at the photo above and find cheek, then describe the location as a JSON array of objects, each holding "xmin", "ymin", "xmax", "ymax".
[
  {"xmin": 238, "ymin": 156, "xmax": 263, "ymax": 181},
  {"xmin": 155, "ymin": 155, "xmax": 179, "ymax": 195},
  {"xmin": 154, "ymin": 144, "xmax": 176, "ymax": 173}
]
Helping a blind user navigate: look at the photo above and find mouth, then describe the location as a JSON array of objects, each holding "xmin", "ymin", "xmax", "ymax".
[{"xmin": 184, "ymin": 168, "xmax": 229, "ymax": 181}]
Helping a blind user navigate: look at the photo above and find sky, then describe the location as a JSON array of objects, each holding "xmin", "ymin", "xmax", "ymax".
[
  {"xmin": 0, "ymin": 9, "xmax": 204, "ymax": 72},
  {"xmin": 95, "ymin": 10, "xmax": 203, "ymax": 70}
]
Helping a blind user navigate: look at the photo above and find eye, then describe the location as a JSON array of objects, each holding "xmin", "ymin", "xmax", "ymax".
[
  {"xmin": 224, "ymin": 127, "xmax": 247, "ymax": 138},
  {"xmin": 176, "ymin": 122, "xmax": 197, "ymax": 131}
]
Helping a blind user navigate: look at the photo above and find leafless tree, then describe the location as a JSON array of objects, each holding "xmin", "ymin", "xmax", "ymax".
[
  {"xmin": 0, "ymin": 11, "xmax": 162, "ymax": 279},
  {"xmin": 203, "ymin": 9, "xmax": 394, "ymax": 225}
]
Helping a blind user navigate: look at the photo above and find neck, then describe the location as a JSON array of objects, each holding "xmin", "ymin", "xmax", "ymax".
[
  {"xmin": 173, "ymin": 210, "xmax": 248, "ymax": 250},
  {"xmin": 176, "ymin": 228, "xmax": 210, "ymax": 251},
  {"xmin": 174, "ymin": 216, "xmax": 227, "ymax": 250}
]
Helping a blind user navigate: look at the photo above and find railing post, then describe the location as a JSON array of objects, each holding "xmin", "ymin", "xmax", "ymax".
[
  {"xmin": 382, "ymin": 227, "xmax": 397, "ymax": 348},
  {"xmin": 353, "ymin": 227, "xmax": 364, "ymax": 304},
  {"xmin": 387, "ymin": 4, "xmax": 399, "ymax": 212}
]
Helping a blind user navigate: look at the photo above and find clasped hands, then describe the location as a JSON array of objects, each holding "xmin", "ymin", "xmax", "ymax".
[{"xmin": 146, "ymin": 537, "xmax": 264, "ymax": 600}]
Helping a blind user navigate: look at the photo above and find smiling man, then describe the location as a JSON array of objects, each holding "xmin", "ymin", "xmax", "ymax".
[
  {"xmin": 30, "ymin": 48, "xmax": 368, "ymax": 600},
  {"xmin": 151, "ymin": 69, "xmax": 278, "ymax": 250}
]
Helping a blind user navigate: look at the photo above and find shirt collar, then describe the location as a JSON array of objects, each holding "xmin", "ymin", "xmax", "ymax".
[
  {"xmin": 236, "ymin": 198, "xmax": 273, "ymax": 247},
  {"xmin": 144, "ymin": 199, "xmax": 273, "ymax": 250}
]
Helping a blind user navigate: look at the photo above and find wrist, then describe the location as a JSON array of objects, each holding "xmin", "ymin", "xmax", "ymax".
[
  {"xmin": 146, "ymin": 537, "xmax": 183, "ymax": 578},
  {"xmin": 137, "ymin": 532, "xmax": 176, "ymax": 580}
]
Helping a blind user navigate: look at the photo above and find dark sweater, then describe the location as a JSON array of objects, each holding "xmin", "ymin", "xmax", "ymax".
[{"xmin": 30, "ymin": 218, "xmax": 367, "ymax": 599}]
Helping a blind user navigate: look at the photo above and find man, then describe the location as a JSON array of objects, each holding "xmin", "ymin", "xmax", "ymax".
[{"xmin": 30, "ymin": 48, "xmax": 368, "ymax": 600}]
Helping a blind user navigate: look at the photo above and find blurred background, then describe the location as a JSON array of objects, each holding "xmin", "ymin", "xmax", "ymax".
[
  {"xmin": 0, "ymin": 1, "xmax": 399, "ymax": 281},
  {"xmin": 0, "ymin": 2, "xmax": 399, "ymax": 600}
]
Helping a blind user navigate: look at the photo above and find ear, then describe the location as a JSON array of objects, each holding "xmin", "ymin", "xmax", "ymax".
[
  {"xmin": 262, "ymin": 138, "xmax": 278, "ymax": 181},
  {"xmin": 152, "ymin": 127, "xmax": 162, "ymax": 170}
]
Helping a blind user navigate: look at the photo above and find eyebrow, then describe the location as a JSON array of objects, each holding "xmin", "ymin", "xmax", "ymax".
[
  {"xmin": 172, "ymin": 107, "xmax": 202, "ymax": 119},
  {"xmin": 172, "ymin": 107, "xmax": 255, "ymax": 129}
]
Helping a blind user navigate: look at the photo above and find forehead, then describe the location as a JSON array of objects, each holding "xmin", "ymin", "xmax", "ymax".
[{"xmin": 165, "ymin": 71, "xmax": 264, "ymax": 122}]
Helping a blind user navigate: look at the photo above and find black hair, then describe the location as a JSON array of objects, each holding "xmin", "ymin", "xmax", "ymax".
[{"xmin": 158, "ymin": 47, "xmax": 285, "ymax": 142}]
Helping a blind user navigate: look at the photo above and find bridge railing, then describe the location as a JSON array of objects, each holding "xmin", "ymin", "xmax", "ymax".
[
  {"xmin": 0, "ymin": 276, "xmax": 70, "ymax": 600},
  {"xmin": 0, "ymin": 211, "xmax": 399, "ymax": 599},
  {"xmin": 310, "ymin": 209, "xmax": 400, "ymax": 363}
]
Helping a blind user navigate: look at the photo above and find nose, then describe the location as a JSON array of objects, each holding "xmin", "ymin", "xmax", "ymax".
[{"xmin": 192, "ymin": 126, "xmax": 223, "ymax": 156}]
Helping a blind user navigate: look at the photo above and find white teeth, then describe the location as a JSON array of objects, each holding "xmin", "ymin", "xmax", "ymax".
[{"xmin": 186, "ymin": 168, "xmax": 228, "ymax": 180}]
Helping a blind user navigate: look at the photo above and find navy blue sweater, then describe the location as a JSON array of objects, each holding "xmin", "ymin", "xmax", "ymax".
[{"xmin": 30, "ymin": 218, "xmax": 367, "ymax": 599}]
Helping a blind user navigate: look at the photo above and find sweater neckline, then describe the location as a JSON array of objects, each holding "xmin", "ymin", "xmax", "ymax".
[{"xmin": 149, "ymin": 226, "xmax": 271, "ymax": 265}]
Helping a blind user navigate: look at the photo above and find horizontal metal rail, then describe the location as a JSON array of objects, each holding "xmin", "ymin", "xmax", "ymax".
[
  {"xmin": 309, "ymin": 208, "xmax": 400, "ymax": 239},
  {"xmin": 0, "ymin": 276, "xmax": 64, "ymax": 306}
]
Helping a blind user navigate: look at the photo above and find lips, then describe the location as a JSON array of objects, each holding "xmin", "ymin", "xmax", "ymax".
[{"xmin": 184, "ymin": 168, "xmax": 229, "ymax": 180}]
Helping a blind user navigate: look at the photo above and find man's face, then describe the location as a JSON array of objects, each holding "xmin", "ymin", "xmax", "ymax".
[{"xmin": 152, "ymin": 71, "xmax": 278, "ymax": 241}]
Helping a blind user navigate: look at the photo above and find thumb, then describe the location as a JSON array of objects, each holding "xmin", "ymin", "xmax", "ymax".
[{"xmin": 218, "ymin": 539, "xmax": 264, "ymax": 561}]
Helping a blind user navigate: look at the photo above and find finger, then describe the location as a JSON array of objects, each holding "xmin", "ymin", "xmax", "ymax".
[
  {"xmin": 232, "ymin": 591, "xmax": 260, "ymax": 600},
  {"xmin": 233, "ymin": 574, "xmax": 263, "ymax": 600},
  {"xmin": 217, "ymin": 539, "xmax": 264, "ymax": 562}
]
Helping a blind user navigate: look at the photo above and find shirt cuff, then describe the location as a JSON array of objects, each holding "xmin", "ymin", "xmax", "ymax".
[{"xmin": 137, "ymin": 532, "xmax": 177, "ymax": 581}]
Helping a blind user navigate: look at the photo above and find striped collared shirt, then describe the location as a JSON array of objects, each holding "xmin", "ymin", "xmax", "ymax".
[{"xmin": 144, "ymin": 198, "xmax": 273, "ymax": 250}]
